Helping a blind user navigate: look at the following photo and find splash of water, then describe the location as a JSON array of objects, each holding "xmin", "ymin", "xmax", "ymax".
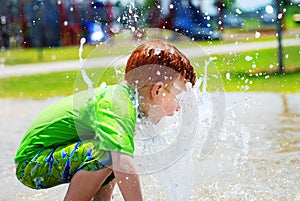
[
  {"xmin": 128, "ymin": 0, "xmax": 137, "ymax": 32},
  {"xmin": 79, "ymin": 38, "xmax": 94, "ymax": 94},
  {"xmin": 156, "ymin": 57, "xmax": 219, "ymax": 201}
]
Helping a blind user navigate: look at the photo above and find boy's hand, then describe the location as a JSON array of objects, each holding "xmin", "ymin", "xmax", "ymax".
[{"xmin": 111, "ymin": 152, "xmax": 143, "ymax": 201}]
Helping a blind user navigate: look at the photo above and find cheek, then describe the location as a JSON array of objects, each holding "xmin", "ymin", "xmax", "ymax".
[{"xmin": 162, "ymin": 97, "xmax": 179, "ymax": 113}]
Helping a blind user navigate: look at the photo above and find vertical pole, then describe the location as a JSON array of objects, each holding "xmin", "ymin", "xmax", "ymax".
[
  {"xmin": 19, "ymin": 0, "xmax": 27, "ymax": 47},
  {"xmin": 217, "ymin": 0, "xmax": 223, "ymax": 31},
  {"xmin": 276, "ymin": 0, "xmax": 284, "ymax": 73},
  {"xmin": 58, "ymin": 0, "xmax": 66, "ymax": 46}
]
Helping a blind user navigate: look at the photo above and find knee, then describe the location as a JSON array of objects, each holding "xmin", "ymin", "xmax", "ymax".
[{"xmin": 70, "ymin": 170, "xmax": 85, "ymax": 184}]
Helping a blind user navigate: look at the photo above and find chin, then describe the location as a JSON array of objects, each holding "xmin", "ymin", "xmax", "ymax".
[
  {"xmin": 150, "ymin": 115, "xmax": 164, "ymax": 124},
  {"xmin": 152, "ymin": 118, "xmax": 161, "ymax": 124},
  {"xmin": 167, "ymin": 112, "xmax": 174, "ymax": 117}
]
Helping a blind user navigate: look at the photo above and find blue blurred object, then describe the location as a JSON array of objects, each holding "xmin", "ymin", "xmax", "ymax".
[
  {"xmin": 173, "ymin": 0, "xmax": 221, "ymax": 40},
  {"xmin": 223, "ymin": 13, "xmax": 244, "ymax": 28},
  {"xmin": 257, "ymin": 4, "xmax": 277, "ymax": 24},
  {"xmin": 91, "ymin": 0, "xmax": 106, "ymax": 7},
  {"xmin": 83, "ymin": 21, "xmax": 108, "ymax": 43}
]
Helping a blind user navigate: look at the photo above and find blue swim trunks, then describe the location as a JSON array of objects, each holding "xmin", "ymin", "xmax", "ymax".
[{"xmin": 16, "ymin": 140, "xmax": 114, "ymax": 189}]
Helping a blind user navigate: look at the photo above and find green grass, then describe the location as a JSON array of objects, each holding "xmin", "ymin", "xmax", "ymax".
[
  {"xmin": 0, "ymin": 44, "xmax": 299, "ymax": 99},
  {"xmin": 286, "ymin": 5, "xmax": 300, "ymax": 30},
  {"xmin": 223, "ymin": 70, "xmax": 300, "ymax": 93},
  {"xmin": 0, "ymin": 43, "xmax": 136, "ymax": 66},
  {"xmin": 0, "ymin": 67, "xmax": 120, "ymax": 99},
  {"xmin": 0, "ymin": 71, "xmax": 78, "ymax": 98},
  {"xmin": 213, "ymin": 46, "xmax": 300, "ymax": 74},
  {"xmin": 210, "ymin": 45, "xmax": 300, "ymax": 93}
]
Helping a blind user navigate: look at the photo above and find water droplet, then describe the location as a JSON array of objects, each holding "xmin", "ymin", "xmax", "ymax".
[
  {"xmin": 100, "ymin": 82, "xmax": 106, "ymax": 88},
  {"xmin": 226, "ymin": 72, "xmax": 231, "ymax": 80},
  {"xmin": 154, "ymin": 48, "xmax": 161, "ymax": 55},
  {"xmin": 255, "ymin": 31, "xmax": 261, "ymax": 38},
  {"xmin": 236, "ymin": 8, "xmax": 242, "ymax": 14},
  {"xmin": 80, "ymin": 38, "xmax": 86, "ymax": 45},
  {"xmin": 245, "ymin": 55, "xmax": 253, "ymax": 61}
]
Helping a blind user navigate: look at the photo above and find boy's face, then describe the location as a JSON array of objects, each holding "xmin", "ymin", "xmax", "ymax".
[{"xmin": 147, "ymin": 79, "xmax": 186, "ymax": 124}]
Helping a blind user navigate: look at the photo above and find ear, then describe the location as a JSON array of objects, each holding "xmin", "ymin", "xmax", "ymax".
[{"xmin": 150, "ymin": 82, "xmax": 164, "ymax": 99}]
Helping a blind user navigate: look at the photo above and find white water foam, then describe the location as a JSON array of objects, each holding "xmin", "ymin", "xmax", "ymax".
[{"xmin": 79, "ymin": 38, "xmax": 94, "ymax": 95}]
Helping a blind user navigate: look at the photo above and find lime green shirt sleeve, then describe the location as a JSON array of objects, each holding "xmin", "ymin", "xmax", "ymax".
[{"xmin": 91, "ymin": 84, "xmax": 136, "ymax": 156}]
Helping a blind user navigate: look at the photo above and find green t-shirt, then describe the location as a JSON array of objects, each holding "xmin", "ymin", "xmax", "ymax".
[{"xmin": 14, "ymin": 84, "xmax": 136, "ymax": 163}]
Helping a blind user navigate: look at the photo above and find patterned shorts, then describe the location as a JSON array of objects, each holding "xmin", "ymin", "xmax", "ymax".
[{"xmin": 16, "ymin": 140, "xmax": 114, "ymax": 189}]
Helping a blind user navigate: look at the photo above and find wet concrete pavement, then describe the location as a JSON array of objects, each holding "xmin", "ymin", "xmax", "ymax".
[{"xmin": 0, "ymin": 92, "xmax": 299, "ymax": 200}]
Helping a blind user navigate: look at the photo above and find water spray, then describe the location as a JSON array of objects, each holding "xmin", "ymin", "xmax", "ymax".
[{"xmin": 79, "ymin": 38, "xmax": 94, "ymax": 94}]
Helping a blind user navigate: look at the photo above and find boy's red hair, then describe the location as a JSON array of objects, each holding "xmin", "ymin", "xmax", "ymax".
[{"xmin": 125, "ymin": 39, "xmax": 196, "ymax": 87}]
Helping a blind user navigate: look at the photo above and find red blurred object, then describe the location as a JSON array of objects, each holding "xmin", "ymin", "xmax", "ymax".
[{"xmin": 58, "ymin": 0, "xmax": 81, "ymax": 46}]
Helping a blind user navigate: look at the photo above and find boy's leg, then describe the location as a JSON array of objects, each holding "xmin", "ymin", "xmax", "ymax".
[
  {"xmin": 93, "ymin": 179, "xmax": 116, "ymax": 201},
  {"xmin": 64, "ymin": 168, "xmax": 112, "ymax": 201},
  {"xmin": 16, "ymin": 140, "xmax": 113, "ymax": 190}
]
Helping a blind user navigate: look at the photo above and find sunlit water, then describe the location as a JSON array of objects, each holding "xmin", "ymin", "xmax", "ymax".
[{"xmin": 1, "ymin": 93, "xmax": 299, "ymax": 200}]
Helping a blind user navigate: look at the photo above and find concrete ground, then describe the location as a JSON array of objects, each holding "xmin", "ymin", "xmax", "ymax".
[{"xmin": 0, "ymin": 93, "xmax": 299, "ymax": 200}]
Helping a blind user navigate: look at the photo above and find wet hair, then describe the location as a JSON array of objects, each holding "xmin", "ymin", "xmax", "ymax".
[{"xmin": 125, "ymin": 39, "xmax": 196, "ymax": 88}]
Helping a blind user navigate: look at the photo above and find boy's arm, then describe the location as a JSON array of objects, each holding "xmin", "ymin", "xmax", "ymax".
[{"xmin": 111, "ymin": 152, "xmax": 143, "ymax": 201}]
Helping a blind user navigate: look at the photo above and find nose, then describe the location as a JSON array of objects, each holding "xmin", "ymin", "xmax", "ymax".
[{"xmin": 175, "ymin": 104, "xmax": 180, "ymax": 112}]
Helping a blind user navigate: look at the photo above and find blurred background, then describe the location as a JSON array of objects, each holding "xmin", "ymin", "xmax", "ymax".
[
  {"xmin": 0, "ymin": 0, "xmax": 299, "ymax": 98},
  {"xmin": 0, "ymin": 0, "xmax": 299, "ymax": 47}
]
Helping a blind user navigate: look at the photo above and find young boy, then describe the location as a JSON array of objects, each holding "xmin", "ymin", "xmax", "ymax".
[{"xmin": 14, "ymin": 39, "xmax": 196, "ymax": 201}]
